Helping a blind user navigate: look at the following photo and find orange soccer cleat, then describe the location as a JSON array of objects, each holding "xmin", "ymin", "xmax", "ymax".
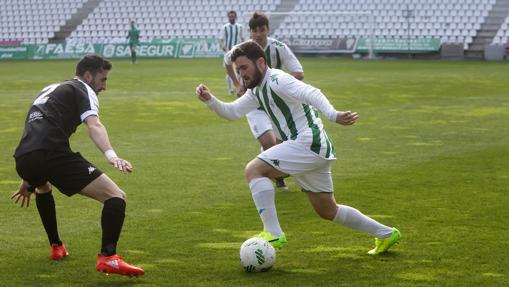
[
  {"xmin": 50, "ymin": 243, "xmax": 69, "ymax": 260},
  {"xmin": 96, "ymin": 254, "xmax": 144, "ymax": 277}
]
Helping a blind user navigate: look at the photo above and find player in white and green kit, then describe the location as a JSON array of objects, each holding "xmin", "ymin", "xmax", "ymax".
[
  {"xmin": 219, "ymin": 10, "xmax": 244, "ymax": 95},
  {"xmin": 224, "ymin": 12, "xmax": 304, "ymax": 190},
  {"xmin": 196, "ymin": 41, "xmax": 401, "ymax": 255}
]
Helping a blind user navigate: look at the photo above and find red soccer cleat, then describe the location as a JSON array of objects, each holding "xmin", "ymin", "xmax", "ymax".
[
  {"xmin": 50, "ymin": 243, "xmax": 69, "ymax": 260},
  {"xmin": 96, "ymin": 254, "xmax": 144, "ymax": 277}
]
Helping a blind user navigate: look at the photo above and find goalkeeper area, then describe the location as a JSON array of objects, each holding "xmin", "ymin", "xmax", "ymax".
[{"xmin": 1, "ymin": 57, "xmax": 508, "ymax": 286}]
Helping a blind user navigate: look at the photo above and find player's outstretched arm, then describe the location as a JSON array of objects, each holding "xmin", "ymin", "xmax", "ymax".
[
  {"xmin": 84, "ymin": 116, "xmax": 133, "ymax": 173},
  {"xmin": 336, "ymin": 111, "xmax": 359, "ymax": 126},
  {"xmin": 195, "ymin": 84, "xmax": 259, "ymax": 121}
]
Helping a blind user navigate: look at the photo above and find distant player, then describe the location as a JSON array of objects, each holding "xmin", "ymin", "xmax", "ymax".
[
  {"xmin": 126, "ymin": 20, "xmax": 140, "ymax": 64},
  {"xmin": 219, "ymin": 10, "xmax": 245, "ymax": 95},
  {"xmin": 196, "ymin": 41, "xmax": 401, "ymax": 255},
  {"xmin": 224, "ymin": 12, "xmax": 304, "ymax": 190},
  {"xmin": 11, "ymin": 55, "xmax": 144, "ymax": 277}
]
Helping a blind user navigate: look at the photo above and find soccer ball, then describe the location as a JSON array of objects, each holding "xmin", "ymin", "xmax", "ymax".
[{"xmin": 239, "ymin": 237, "xmax": 276, "ymax": 272}]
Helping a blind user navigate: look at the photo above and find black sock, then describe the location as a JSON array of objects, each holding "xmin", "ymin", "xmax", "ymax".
[
  {"xmin": 132, "ymin": 51, "xmax": 136, "ymax": 63},
  {"xmin": 35, "ymin": 190, "xmax": 62, "ymax": 245},
  {"xmin": 101, "ymin": 197, "xmax": 126, "ymax": 256}
]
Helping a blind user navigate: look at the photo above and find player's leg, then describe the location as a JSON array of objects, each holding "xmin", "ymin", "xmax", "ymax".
[
  {"xmin": 300, "ymin": 166, "xmax": 400, "ymax": 254},
  {"xmin": 15, "ymin": 151, "xmax": 68, "ymax": 260},
  {"xmin": 80, "ymin": 174, "xmax": 144, "ymax": 276},
  {"xmin": 246, "ymin": 109, "xmax": 288, "ymax": 190},
  {"xmin": 47, "ymin": 151, "xmax": 143, "ymax": 276},
  {"xmin": 34, "ymin": 182, "xmax": 70, "ymax": 260},
  {"xmin": 130, "ymin": 46, "xmax": 136, "ymax": 64},
  {"xmin": 245, "ymin": 158, "xmax": 288, "ymax": 248}
]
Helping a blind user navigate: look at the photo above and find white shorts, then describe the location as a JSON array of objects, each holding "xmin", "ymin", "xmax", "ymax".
[
  {"xmin": 246, "ymin": 109, "xmax": 274, "ymax": 139},
  {"xmin": 257, "ymin": 140, "xmax": 335, "ymax": 193}
]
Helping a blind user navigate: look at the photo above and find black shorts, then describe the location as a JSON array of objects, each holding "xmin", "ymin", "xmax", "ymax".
[{"xmin": 15, "ymin": 150, "xmax": 103, "ymax": 196}]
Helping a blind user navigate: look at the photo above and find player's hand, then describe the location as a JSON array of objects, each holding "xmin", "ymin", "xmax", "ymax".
[
  {"xmin": 109, "ymin": 157, "xmax": 133, "ymax": 173},
  {"xmin": 196, "ymin": 84, "xmax": 212, "ymax": 102},
  {"xmin": 11, "ymin": 180, "xmax": 32, "ymax": 208},
  {"xmin": 235, "ymin": 84, "xmax": 246, "ymax": 97},
  {"xmin": 336, "ymin": 111, "xmax": 359, "ymax": 126}
]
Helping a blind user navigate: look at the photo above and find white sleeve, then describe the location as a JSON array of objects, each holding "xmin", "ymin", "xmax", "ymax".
[
  {"xmin": 276, "ymin": 75, "xmax": 338, "ymax": 122},
  {"xmin": 223, "ymin": 48, "xmax": 233, "ymax": 65},
  {"xmin": 205, "ymin": 91, "xmax": 259, "ymax": 121},
  {"xmin": 280, "ymin": 43, "xmax": 303, "ymax": 73}
]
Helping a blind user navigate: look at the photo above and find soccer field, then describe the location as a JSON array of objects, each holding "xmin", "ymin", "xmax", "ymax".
[{"xmin": 0, "ymin": 57, "xmax": 508, "ymax": 286}]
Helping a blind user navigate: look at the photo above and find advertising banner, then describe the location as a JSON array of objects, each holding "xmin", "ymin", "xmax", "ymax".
[
  {"xmin": 0, "ymin": 38, "xmax": 223, "ymax": 60},
  {"xmin": 356, "ymin": 37, "xmax": 440, "ymax": 53},
  {"xmin": 0, "ymin": 45, "xmax": 30, "ymax": 60},
  {"xmin": 280, "ymin": 37, "xmax": 358, "ymax": 54}
]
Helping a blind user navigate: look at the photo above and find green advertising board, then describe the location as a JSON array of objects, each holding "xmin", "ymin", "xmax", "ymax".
[
  {"xmin": 0, "ymin": 38, "xmax": 223, "ymax": 60},
  {"xmin": 356, "ymin": 37, "xmax": 440, "ymax": 53},
  {"xmin": 0, "ymin": 45, "xmax": 30, "ymax": 60}
]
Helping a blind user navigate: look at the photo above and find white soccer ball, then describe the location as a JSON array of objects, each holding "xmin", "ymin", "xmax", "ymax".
[{"xmin": 239, "ymin": 237, "xmax": 276, "ymax": 272}]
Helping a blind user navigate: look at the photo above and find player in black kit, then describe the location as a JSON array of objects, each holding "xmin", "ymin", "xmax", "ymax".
[{"xmin": 11, "ymin": 55, "xmax": 144, "ymax": 277}]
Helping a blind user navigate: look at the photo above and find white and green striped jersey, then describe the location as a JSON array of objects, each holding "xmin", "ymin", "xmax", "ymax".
[
  {"xmin": 220, "ymin": 23, "xmax": 244, "ymax": 51},
  {"xmin": 206, "ymin": 68, "xmax": 337, "ymax": 160},
  {"xmin": 224, "ymin": 37, "xmax": 303, "ymax": 74}
]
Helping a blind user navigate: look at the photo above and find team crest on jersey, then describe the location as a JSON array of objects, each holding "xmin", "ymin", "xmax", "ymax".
[
  {"xmin": 273, "ymin": 40, "xmax": 284, "ymax": 47},
  {"xmin": 88, "ymin": 166, "xmax": 96, "ymax": 174},
  {"xmin": 270, "ymin": 75, "xmax": 279, "ymax": 84}
]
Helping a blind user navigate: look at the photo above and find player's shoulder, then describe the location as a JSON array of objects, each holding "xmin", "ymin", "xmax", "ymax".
[
  {"xmin": 268, "ymin": 37, "xmax": 287, "ymax": 48},
  {"xmin": 267, "ymin": 69, "xmax": 294, "ymax": 88}
]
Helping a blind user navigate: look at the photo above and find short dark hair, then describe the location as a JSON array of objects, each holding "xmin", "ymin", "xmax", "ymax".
[
  {"xmin": 227, "ymin": 10, "xmax": 237, "ymax": 17},
  {"xmin": 75, "ymin": 55, "xmax": 112, "ymax": 77},
  {"xmin": 249, "ymin": 12, "xmax": 269, "ymax": 30},
  {"xmin": 231, "ymin": 41, "xmax": 266, "ymax": 63}
]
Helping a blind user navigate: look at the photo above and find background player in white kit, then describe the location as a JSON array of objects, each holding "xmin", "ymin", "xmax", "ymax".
[
  {"xmin": 219, "ymin": 10, "xmax": 244, "ymax": 95},
  {"xmin": 224, "ymin": 12, "xmax": 304, "ymax": 190},
  {"xmin": 196, "ymin": 41, "xmax": 401, "ymax": 255}
]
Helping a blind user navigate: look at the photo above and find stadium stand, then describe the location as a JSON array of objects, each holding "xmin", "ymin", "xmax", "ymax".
[
  {"xmin": 67, "ymin": 0, "xmax": 281, "ymax": 44},
  {"xmin": 1, "ymin": 0, "xmax": 508, "ymax": 55},
  {"xmin": 0, "ymin": 0, "xmax": 87, "ymax": 44},
  {"xmin": 492, "ymin": 15, "xmax": 509, "ymax": 43},
  {"xmin": 273, "ymin": 0, "xmax": 496, "ymax": 50}
]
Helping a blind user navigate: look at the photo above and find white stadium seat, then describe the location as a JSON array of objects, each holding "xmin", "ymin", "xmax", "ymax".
[{"xmin": 1, "ymin": 0, "xmax": 506, "ymax": 49}]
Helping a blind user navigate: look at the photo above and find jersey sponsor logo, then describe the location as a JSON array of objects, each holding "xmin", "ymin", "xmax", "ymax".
[
  {"xmin": 28, "ymin": 111, "xmax": 44, "ymax": 123},
  {"xmin": 88, "ymin": 166, "xmax": 96, "ymax": 174}
]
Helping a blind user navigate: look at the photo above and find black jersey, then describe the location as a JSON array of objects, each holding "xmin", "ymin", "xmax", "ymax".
[{"xmin": 14, "ymin": 79, "xmax": 99, "ymax": 157}]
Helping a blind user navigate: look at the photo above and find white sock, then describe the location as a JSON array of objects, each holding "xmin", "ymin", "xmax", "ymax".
[
  {"xmin": 333, "ymin": 205, "xmax": 393, "ymax": 238},
  {"xmin": 249, "ymin": 177, "xmax": 283, "ymax": 237}
]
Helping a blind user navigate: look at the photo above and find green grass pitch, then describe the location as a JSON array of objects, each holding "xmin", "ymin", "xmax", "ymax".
[{"xmin": 0, "ymin": 57, "xmax": 508, "ymax": 286}]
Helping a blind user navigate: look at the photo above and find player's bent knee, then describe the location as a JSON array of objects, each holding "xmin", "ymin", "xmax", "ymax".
[
  {"xmin": 35, "ymin": 182, "xmax": 52, "ymax": 194},
  {"xmin": 245, "ymin": 160, "xmax": 265, "ymax": 181},
  {"xmin": 109, "ymin": 188, "xmax": 126, "ymax": 201}
]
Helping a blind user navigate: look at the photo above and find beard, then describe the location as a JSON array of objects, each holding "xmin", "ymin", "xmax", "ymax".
[{"xmin": 244, "ymin": 67, "xmax": 263, "ymax": 89}]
